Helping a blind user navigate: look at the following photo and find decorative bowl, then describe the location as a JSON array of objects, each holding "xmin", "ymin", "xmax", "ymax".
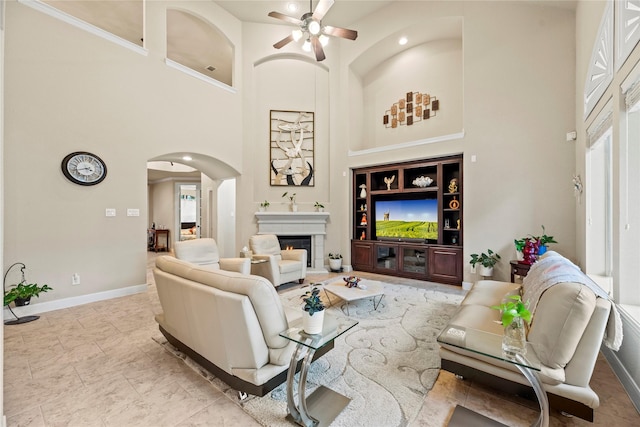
[{"xmin": 412, "ymin": 176, "xmax": 434, "ymax": 187}]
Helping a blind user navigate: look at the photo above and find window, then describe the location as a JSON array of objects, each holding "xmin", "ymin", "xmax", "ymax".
[
  {"xmin": 620, "ymin": 74, "xmax": 640, "ymax": 315},
  {"xmin": 585, "ymin": 107, "xmax": 613, "ymax": 295}
]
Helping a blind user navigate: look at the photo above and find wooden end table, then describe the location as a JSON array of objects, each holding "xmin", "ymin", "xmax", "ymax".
[{"xmin": 510, "ymin": 260, "xmax": 532, "ymax": 283}]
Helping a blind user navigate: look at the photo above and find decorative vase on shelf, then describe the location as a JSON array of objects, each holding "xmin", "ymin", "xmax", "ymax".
[
  {"xmin": 302, "ymin": 310, "xmax": 325, "ymax": 335},
  {"xmin": 291, "ymin": 204, "xmax": 298, "ymax": 212},
  {"xmin": 359, "ymin": 184, "xmax": 367, "ymax": 198},
  {"xmin": 502, "ymin": 317, "xmax": 527, "ymax": 357}
]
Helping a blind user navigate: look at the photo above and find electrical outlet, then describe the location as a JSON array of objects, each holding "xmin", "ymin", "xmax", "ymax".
[{"xmin": 72, "ymin": 273, "xmax": 80, "ymax": 285}]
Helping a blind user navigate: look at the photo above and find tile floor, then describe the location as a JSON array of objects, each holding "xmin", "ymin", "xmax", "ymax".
[{"xmin": 3, "ymin": 253, "xmax": 639, "ymax": 426}]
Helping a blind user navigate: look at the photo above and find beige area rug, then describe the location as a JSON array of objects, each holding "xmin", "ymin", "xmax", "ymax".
[{"xmin": 154, "ymin": 281, "xmax": 464, "ymax": 427}]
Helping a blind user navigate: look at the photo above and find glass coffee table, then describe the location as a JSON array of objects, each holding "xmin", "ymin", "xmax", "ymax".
[
  {"xmin": 279, "ymin": 314, "xmax": 358, "ymax": 427},
  {"xmin": 437, "ymin": 325, "xmax": 549, "ymax": 427},
  {"xmin": 323, "ymin": 279, "xmax": 384, "ymax": 315}
]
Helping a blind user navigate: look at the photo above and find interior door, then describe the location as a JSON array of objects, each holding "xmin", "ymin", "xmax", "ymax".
[{"xmin": 176, "ymin": 183, "xmax": 201, "ymax": 240}]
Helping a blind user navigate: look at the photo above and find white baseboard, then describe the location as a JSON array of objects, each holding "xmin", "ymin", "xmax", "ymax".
[{"xmin": 3, "ymin": 284, "xmax": 148, "ymax": 320}]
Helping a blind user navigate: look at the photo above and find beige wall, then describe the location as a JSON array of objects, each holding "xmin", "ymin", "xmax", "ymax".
[
  {"xmin": 340, "ymin": 1, "xmax": 576, "ymax": 281},
  {"xmin": 3, "ymin": 1, "xmax": 575, "ymax": 297},
  {"xmin": 3, "ymin": 0, "xmax": 242, "ymax": 302}
]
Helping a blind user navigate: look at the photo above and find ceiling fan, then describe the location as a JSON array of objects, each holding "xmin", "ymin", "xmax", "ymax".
[{"xmin": 268, "ymin": 0, "xmax": 358, "ymax": 62}]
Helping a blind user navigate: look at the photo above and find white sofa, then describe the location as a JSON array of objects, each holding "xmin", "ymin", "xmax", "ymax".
[
  {"xmin": 153, "ymin": 255, "xmax": 332, "ymax": 396},
  {"xmin": 439, "ymin": 252, "xmax": 617, "ymax": 422},
  {"xmin": 174, "ymin": 237, "xmax": 250, "ymax": 275}
]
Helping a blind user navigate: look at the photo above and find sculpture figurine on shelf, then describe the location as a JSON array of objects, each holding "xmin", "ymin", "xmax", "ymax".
[
  {"xmin": 343, "ymin": 276, "xmax": 361, "ymax": 288},
  {"xmin": 457, "ymin": 219, "xmax": 460, "ymax": 229},
  {"xmin": 360, "ymin": 231, "xmax": 366, "ymax": 240},
  {"xmin": 448, "ymin": 178, "xmax": 458, "ymax": 193},
  {"xmin": 521, "ymin": 238, "xmax": 540, "ymax": 265},
  {"xmin": 360, "ymin": 213, "xmax": 367, "ymax": 225},
  {"xmin": 384, "ymin": 175, "xmax": 395, "ymax": 190},
  {"xmin": 359, "ymin": 184, "xmax": 367, "ymax": 198}
]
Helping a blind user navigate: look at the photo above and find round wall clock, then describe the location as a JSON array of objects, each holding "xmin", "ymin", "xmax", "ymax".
[{"xmin": 61, "ymin": 152, "xmax": 107, "ymax": 186}]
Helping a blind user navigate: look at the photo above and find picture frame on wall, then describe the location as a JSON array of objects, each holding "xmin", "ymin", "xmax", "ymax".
[{"xmin": 269, "ymin": 110, "xmax": 315, "ymax": 187}]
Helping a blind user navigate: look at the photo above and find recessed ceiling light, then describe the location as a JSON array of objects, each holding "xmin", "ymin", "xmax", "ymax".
[
  {"xmin": 287, "ymin": 3, "xmax": 298, "ymax": 13},
  {"xmin": 182, "ymin": 155, "xmax": 192, "ymax": 161},
  {"xmin": 399, "ymin": 37, "xmax": 408, "ymax": 46}
]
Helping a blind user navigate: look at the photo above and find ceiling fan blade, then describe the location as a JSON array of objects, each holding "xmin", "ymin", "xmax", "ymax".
[
  {"xmin": 311, "ymin": 37, "xmax": 326, "ymax": 62},
  {"xmin": 323, "ymin": 25, "xmax": 358, "ymax": 40},
  {"xmin": 313, "ymin": 0, "xmax": 334, "ymax": 21},
  {"xmin": 273, "ymin": 34, "xmax": 294, "ymax": 49},
  {"xmin": 268, "ymin": 11, "xmax": 302, "ymax": 26}
]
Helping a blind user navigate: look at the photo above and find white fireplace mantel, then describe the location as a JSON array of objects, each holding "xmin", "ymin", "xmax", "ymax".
[{"xmin": 255, "ymin": 211, "xmax": 330, "ymax": 271}]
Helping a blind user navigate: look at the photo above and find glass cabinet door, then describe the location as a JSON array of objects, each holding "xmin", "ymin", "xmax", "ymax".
[
  {"xmin": 401, "ymin": 247, "xmax": 427, "ymax": 275},
  {"xmin": 375, "ymin": 244, "xmax": 397, "ymax": 270}
]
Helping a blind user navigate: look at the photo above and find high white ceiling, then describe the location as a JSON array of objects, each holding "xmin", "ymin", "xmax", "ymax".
[{"xmin": 215, "ymin": 1, "xmax": 396, "ymax": 27}]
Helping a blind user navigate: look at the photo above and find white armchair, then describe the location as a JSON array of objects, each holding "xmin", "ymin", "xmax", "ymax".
[
  {"xmin": 249, "ymin": 234, "xmax": 307, "ymax": 287},
  {"xmin": 173, "ymin": 238, "xmax": 250, "ymax": 275}
]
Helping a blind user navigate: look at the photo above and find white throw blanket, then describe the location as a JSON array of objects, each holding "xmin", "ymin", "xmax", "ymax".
[{"xmin": 522, "ymin": 252, "xmax": 623, "ymax": 351}]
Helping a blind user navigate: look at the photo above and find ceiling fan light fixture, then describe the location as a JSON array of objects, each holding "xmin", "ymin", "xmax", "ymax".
[
  {"xmin": 302, "ymin": 39, "xmax": 312, "ymax": 52},
  {"xmin": 319, "ymin": 34, "xmax": 329, "ymax": 46},
  {"xmin": 308, "ymin": 20, "xmax": 321, "ymax": 36},
  {"xmin": 292, "ymin": 29, "xmax": 303, "ymax": 41}
]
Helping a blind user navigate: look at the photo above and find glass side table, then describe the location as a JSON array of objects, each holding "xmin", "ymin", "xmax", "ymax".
[
  {"xmin": 437, "ymin": 325, "xmax": 549, "ymax": 427},
  {"xmin": 279, "ymin": 314, "xmax": 359, "ymax": 427}
]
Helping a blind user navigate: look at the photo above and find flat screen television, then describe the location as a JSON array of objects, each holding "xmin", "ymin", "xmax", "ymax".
[{"xmin": 374, "ymin": 198, "xmax": 438, "ymax": 242}]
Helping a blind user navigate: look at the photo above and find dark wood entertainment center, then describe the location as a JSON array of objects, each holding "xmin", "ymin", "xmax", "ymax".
[{"xmin": 351, "ymin": 154, "xmax": 463, "ymax": 285}]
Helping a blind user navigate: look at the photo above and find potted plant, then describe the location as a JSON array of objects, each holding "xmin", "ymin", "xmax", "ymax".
[
  {"xmin": 515, "ymin": 225, "xmax": 557, "ymax": 258},
  {"xmin": 328, "ymin": 252, "xmax": 342, "ymax": 271},
  {"xmin": 4, "ymin": 282, "xmax": 53, "ymax": 307},
  {"xmin": 314, "ymin": 201, "xmax": 325, "ymax": 212},
  {"xmin": 259, "ymin": 200, "xmax": 270, "ymax": 212},
  {"xmin": 300, "ymin": 285, "xmax": 325, "ymax": 334},
  {"xmin": 533, "ymin": 225, "xmax": 557, "ymax": 255},
  {"xmin": 469, "ymin": 249, "xmax": 501, "ymax": 277},
  {"xmin": 282, "ymin": 191, "xmax": 297, "ymax": 212},
  {"xmin": 492, "ymin": 294, "xmax": 531, "ymax": 356}
]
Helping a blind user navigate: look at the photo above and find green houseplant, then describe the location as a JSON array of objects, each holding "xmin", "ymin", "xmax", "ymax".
[
  {"xmin": 4, "ymin": 282, "xmax": 53, "ymax": 307},
  {"xmin": 259, "ymin": 200, "xmax": 270, "ymax": 211},
  {"xmin": 300, "ymin": 285, "xmax": 325, "ymax": 334},
  {"xmin": 515, "ymin": 225, "xmax": 557, "ymax": 257},
  {"xmin": 492, "ymin": 294, "xmax": 531, "ymax": 356},
  {"xmin": 469, "ymin": 249, "xmax": 501, "ymax": 277},
  {"xmin": 314, "ymin": 201, "xmax": 325, "ymax": 212}
]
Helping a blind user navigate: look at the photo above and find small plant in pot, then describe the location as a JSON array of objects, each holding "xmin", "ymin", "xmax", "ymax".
[
  {"xmin": 328, "ymin": 253, "xmax": 342, "ymax": 272},
  {"xmin": 259, "ymin": 200, "xmax": 270, "ymax": 211},
  {"xmin": 300, "ymin": 285, "xmax": 325, "ymax": 334},
  {"xmin": 314, "ymin": 201, "xmax": 325, "ymax": 212},
  {"xmin": 4, "ymin": 282, "xmax": 53, "ymax": 307},
  {"xmin": 492, "ymin": 294, "xmax": 531, "ymax": 356},
  {"xmin": 469, "ymin": 249, "xmax": 501, "ymax": 277}
]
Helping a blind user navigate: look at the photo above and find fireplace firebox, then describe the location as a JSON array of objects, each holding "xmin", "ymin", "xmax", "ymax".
[{"xmin": 277, "ymin": 235, "xmax": 312, "ymax": 268}]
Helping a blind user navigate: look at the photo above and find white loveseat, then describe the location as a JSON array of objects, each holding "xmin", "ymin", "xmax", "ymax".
[
  {"xmin": 439, "ymin": 252, "xmax": 619, "ymax": 421},
  {"xmin": 153, "ymin": 255, "xmax": 332, "ymax": 396}
]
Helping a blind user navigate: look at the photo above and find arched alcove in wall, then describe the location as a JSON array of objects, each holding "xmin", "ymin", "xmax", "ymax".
[
  {"xmin": 166, "ymin": 8, "xmax": 234, "ymax": 86},
  {"xmin": 251, "ymin": 54, "xmax": 331, "ymax": 206},
  {"xmin": 348, "ymin": 17, "xmax": 463, "ymax": 151}
]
